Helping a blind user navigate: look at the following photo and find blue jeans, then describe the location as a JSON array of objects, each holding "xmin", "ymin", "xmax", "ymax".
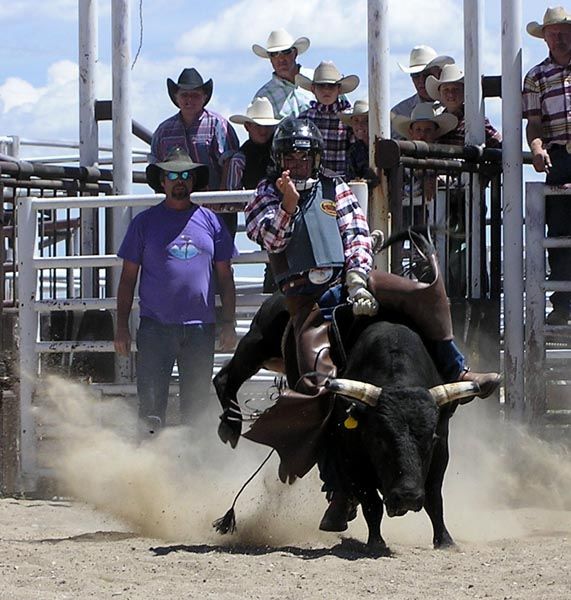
[
  {"xmin": 136, "ymin": 317, "xmax": 215, "ymax": 426},
  {"xmin": 545, "ymin": 147, "xmax": 571, "ymax": 312}
]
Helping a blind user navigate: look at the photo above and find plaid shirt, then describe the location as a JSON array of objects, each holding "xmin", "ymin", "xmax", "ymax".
[
  {"xmin": 438, "ymin": 109, "xmax": 502, "ymax": 148},
  {"xmin": 245, "ymin": 175, "xmax": 373, "ymax": 276},
  {"xmin": 299, "ymin": 99, "xmax": 354, "ymax": 177},
  {"xmin": 150, "ymin": 110, "xmax": 239, "ymax": 190},
  {"xmin": 523, "ymin": 55, "xmax": 571, "ymax": 148},
  {"xmin": 253, "ymin": 66, "xmax": 315, "ymax": 118}
]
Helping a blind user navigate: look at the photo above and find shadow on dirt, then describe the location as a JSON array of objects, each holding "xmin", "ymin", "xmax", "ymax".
[{"xmin": 150, "ymin": 537, "xmax": 392, "ymax": 560}]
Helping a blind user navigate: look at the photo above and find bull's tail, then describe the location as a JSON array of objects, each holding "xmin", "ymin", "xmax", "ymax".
[{"xmin": 212, "ymin": 449, "xmax": 275, "ymax": 535}]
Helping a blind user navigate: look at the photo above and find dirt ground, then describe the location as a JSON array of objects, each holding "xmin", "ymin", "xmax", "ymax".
[{"xmin": 0, "ymin": 377, "xmax": 570, "ymax": 600}]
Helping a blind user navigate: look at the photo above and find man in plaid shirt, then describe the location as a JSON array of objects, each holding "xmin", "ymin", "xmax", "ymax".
[
  {"xmin": 149, "ymin": 68, "xmax": 239, "ymax": 234},
  {"xmin": 524, "ymin": 7, "xmax": 571, "ymax": 325}
]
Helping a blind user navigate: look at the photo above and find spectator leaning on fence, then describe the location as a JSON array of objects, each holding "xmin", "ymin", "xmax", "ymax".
[
  {"xmin": 251, "ymin": 29, "xmax": 315, "ymax": 119},
  {"xmin": 523, "ymin": 6, "xmax": 571, "ymax": 326},
  {"xmin": 115, "ymin": 148, "xmax": 237, "ymax": 434}
]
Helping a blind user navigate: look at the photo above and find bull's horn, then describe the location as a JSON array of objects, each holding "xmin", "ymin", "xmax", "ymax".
[
  {"xmin": 325, "ymin": 378, "xmax": 382, "ymax": 407},
  {"xmin": 429, "ymin": 381, "xmax": 480, "ymax": 406}
]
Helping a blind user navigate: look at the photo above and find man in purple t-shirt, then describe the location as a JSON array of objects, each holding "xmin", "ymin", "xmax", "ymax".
[{"xmin": 114, "ymin": 148, "xmax": 237, "ymax": 431}]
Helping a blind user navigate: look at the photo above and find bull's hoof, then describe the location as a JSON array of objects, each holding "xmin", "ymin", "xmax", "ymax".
[
  {"xmin": 319, "ymin": 493, "xmax": 358, "ymax": 532},
  {"xmin": 365, "ymin": 541, "xmax": 391, "ymax": 558},
  {"xmin": 434, "ymin": 534, "xmax": 457, "ymax": 550},
  {"xmin": 217, "ymin": 411, "xmax": 241, "ymax": 448}
]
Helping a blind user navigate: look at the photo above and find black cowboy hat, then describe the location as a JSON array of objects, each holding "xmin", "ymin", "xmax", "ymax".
[
  {"xmin": 146, "ymin": 147, "xmax": 209, "ymax": 193},
  {"xmin": 166, "ymin": 68, "xmax": 213, "ymax": 108}
]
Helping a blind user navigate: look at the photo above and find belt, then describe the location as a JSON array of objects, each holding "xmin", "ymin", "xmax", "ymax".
[{"xmin": 280, "ymin": 274, "xmax": 311, "ymax": 292}]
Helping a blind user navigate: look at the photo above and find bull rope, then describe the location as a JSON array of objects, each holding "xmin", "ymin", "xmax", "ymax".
[{"xmin": 212, "ymin": 449, "xmax": 275, "ymax": 535}]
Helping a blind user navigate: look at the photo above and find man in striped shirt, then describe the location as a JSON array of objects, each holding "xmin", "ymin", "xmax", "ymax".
[{"xmin": 523, "ymin": 7, "xmax": 571, "ymax": 325}]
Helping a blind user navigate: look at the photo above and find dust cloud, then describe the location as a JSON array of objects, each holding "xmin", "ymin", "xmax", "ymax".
[{"xmin": 37, "ymin": 376, "xmax": 571, "ymax": 548}]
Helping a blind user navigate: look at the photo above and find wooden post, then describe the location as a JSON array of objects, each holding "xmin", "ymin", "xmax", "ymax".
[{"xmin": 0, "ymin": 391, "xmax": 19, "ymax": 496}]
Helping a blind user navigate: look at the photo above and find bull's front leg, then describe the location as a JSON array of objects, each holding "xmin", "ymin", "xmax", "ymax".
[
  {"xmin": 423, "ymin": 417, "xmax": 455, "ymax": 548},
  {"xmin": 357, "ymin": 488, "xmax": 390, "ymax": 557}
]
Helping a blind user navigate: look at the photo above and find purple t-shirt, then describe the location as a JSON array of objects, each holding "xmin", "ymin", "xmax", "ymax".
[{"xmin": 118, "ymin": 202, "xmax": 236, "ymax": 325}]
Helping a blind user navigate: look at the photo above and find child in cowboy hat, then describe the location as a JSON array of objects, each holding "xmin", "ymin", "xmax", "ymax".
[
  {"xmin": 339, "ymin": 99, "xmax": 379, "ymax": 187},
  {"xmin": 224, "ymin": 97, "xmax": 282, "ymax": 292},
  {"xmin": 296, "ymin": 61, "xmax": 360, "ymax": 178},
  {"xmin": 390, "ymin": 45, "xmax": 455, "ymax": 139},
  {"xmin": 391, "ymin": 103, "xmax": 458, "ymax": 226},
  {"xmin": 425, "ymin": 64, "xmax": 502, "ymax": 148},
  {"xmin": 252, "ymin": 29, "xmax": 315, "ymax": 118}
]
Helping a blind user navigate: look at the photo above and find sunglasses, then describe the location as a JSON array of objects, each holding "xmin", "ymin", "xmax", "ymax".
[
  {"xmin": 268, "ymin": 47, "xmax": 294, "ymax": 58},
  {"xmin": 166, "ymin": 170, "xmax": 192, "ymax": 181}
]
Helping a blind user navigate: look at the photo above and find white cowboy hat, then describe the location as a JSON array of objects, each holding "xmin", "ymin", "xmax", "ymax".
[
  {"xmin": 426, "ymin": 64, "xmax": 464, "ymax": 101},
  {"xmin": 398, "ymin": 45, "xmax": 438, "ymax": 74},
  {"xmin": 527, "ymin": 6, "xmax": 571, "ymax": 38},
  {"xmin": 229, "ymin": 97, "xmax": 281, "ymax": 126},
  {"xmin": 425, "ymin": 55, "xmax": 456, "ymax": 70},
  {"xmin": 339, "ymin": 99, "xmax": 369, "ymax": 126},
  {"xmin": 391, "ymin": 102, "xmax": 458, "ymax": 140},
  {"xmin": 296, "ymin": 61, "xmax": 360, "ymax": 94},
  {"xmin": 252, "ymin": 29, "xmax": 310, "ymax": 59}
]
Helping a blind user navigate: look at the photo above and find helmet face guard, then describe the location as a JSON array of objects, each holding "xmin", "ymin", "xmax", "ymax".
[{"xmin": 272, "ymin": 117, "xmax": 324, "ymax": 182}]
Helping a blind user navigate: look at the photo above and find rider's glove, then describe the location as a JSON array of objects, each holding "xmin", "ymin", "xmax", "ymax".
[{"xmin": 345, "ymin": 270, "xmax": 379, "ymax": 317}]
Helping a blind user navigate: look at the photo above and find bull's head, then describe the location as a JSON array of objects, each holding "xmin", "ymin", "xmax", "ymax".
[
  {"xmin": 325, "ymin": 377, "xmax": 480, "ymax": 518},
  {"xmin": 325, "ymin": 378, "xmax": 481, "ymax": 407}
]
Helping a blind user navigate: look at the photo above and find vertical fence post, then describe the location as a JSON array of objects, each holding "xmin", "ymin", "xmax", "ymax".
[
  {"xmin": 502, "ymin": 0, "xmax": 525, "ymax": 418},
  {"xmin": 524, "ymin": 182, "xmax": 545, "ymax": 422},
  {"xmin": 16, "ymin": 197, "xmax": 38, "ymax": 489}
]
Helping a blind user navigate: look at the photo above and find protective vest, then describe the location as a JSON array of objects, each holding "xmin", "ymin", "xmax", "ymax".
[
  {"xmin": 270, "ymin": 177, "xmax": 345, "ymax": 284},
  {"xmin": 240, "ymin": 139, "xmax": 272, "ymax": 189}
]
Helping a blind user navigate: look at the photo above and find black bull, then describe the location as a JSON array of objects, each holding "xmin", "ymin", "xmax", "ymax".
[{"xmin": 213, "ymin": 293, "xmax": 482, "ymax": 552}]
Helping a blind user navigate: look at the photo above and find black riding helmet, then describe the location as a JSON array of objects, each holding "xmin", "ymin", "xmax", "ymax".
[{"xmin": 271, "ymin": 116, "xmax": 324, "ymax": 180}]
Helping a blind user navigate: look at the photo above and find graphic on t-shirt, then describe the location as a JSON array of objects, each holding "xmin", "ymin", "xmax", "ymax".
[{"xmin": 167, "ymin": 234, "xmax": 201, "ymax": 260}]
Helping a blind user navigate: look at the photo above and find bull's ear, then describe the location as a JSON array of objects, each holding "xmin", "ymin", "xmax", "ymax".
[
  {"xmin": 325, "ymin": 378, "xmax": 382, "ymax": 407},
  {"xmin": 429, "ymin": 381, "xmax": 480, "ymax": 406}
]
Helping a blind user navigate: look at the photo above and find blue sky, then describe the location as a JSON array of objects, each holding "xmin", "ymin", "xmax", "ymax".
[{"xmin": 0, "ymin": 0, "xmax": 557, "ymax": 155}]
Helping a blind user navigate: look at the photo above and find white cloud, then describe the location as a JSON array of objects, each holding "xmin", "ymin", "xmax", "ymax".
[
  {"xmin": 0, "ymin": 77, "xmax": 41, "ymax": 113},
  {"xmin": 177, "ymin": 0, "xmax": 367, "ymax": 53},
  {"xmin": 0, "ymin": 0, "xmax": 78, "ymax": 21}
]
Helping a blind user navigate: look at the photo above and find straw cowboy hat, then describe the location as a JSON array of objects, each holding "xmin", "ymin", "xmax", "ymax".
[
  {"xmin": 426, "ymin": 64, "xmax": 464, "ymax": 101},
  {"xmin": 527, "ymin": 6, "xmax": 571, "ymax": 38},
  {"xmin": 252, "ymin": 29, "xmax": 310, "ymax": 58},
  {"xmin": 398, "ymin": 45, "xmax": 438, "ymax": 74},
  {"xmin": 339, "ymin": 99, "xmax": 369, "ymax": 126},
  {"xmin": 391, "ymin": 102, "xmax": 458, "ymax": 140},
  {"xmin": 167, "ymin": 68, "xmax": 213, "ymax": 108},
  {"xmin": 146, "ymin": 147, "xmax": 209, "ymax": 193},
  {"xmin": 296, "ymin": 61, "xmax": 359, "ymax": 94},
  {"xmin": 229, "ymin": 97, "xmax": 282, "ymax": 126}
]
